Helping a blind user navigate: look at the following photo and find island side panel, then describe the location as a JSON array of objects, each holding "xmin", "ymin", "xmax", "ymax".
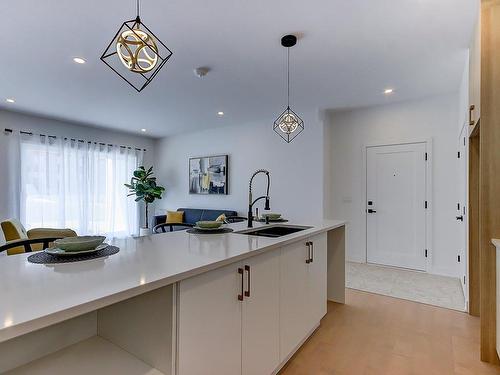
[
  {"xmin": 327, "ymin": 225, "xmax": 346, "ymax": 303},
  {"xmin": 0, "ymin": 312, "xmax": 97, "ymax": 373},
  {"xmin": 97, "ymin": 285, "xmax": 175, "ymax": 375}
]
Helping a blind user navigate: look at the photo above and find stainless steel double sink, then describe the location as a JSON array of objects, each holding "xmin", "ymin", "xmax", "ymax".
[{"xmin": 235, "ymin": 224, "xmax": 311, "ymax": 238}]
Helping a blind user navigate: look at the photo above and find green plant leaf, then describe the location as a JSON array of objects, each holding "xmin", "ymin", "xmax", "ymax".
[{"xmin": 126, "ymin": 166, "xmax": 165, "ymax": 205}]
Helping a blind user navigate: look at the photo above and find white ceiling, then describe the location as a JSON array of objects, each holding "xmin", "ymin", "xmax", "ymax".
[{"xmin": 0, "ymin": 0, "xmax": 477, "ymax": 138}]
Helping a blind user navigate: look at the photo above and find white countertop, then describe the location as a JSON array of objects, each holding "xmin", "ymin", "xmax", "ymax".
[
  {"xmin": 0, "ymin": 219, "xmax": 345, "ymax": 342},
  {"xmin": 492, "ymin": 239, "xmax": 500, "ymax": 248}
]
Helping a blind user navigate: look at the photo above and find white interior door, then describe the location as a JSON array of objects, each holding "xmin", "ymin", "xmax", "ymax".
[{"xmin": 366, "ymin": 142, "xmax": 427, "ymax": 271}]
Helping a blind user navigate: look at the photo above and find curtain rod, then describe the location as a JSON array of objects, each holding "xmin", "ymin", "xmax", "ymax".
[{"xmin": 3, "ymin": 128, "xmax": 147, "ymax": 152}]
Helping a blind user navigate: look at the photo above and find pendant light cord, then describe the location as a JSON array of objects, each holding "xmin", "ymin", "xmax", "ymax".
[
  {"xmin": 137, "ymin": 0, "xmax": 141, "ymax": 19},
  {"xmin": 287, "ymin": 47, "xmax": 290, "ymax": 108}
]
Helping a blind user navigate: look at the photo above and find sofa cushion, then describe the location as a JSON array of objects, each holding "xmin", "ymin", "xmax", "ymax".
[
  {"xmin": 166, "ymin": 211, "xmax": 184, "ymax": 224},
  {"xmin": 178, "ymin": 208, "xmax": 205, "ymax": 225}
]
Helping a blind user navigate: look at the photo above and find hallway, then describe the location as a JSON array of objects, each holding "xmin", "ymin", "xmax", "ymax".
[{"xmin": 346, "ymin": 261, "xmax": 466, "ymax": 311}]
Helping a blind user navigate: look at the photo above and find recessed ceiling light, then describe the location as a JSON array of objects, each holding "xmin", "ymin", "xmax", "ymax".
[
  {"xmin": 217, "ymin": 111, "xmax": 224, "ymax": 116},
  {"xmin": 5, "ymin": 98, "xmax": 15, "ymax": 103},
  {"xmin": 384, "ymin": 88, "xmax": 394, "ymax": 95},
  {"xmin": 141, "ymin": 128, "xmax": 147, "ymax": 132},
  {"xmin": 73, "ymin": 57, "xmax": 86, "ymax": 64}
]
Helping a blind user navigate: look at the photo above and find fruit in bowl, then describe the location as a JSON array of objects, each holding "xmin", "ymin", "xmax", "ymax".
[
  {"xmin": 196, "ymin": 221, "xmax": 223, "ymax": 229},
  {"xmin": 54, "ymin": 236, "xmax": 106, "ymax": 252}
]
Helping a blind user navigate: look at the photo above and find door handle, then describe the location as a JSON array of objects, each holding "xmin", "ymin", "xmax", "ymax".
[
  {"xmin": 469, "ymin": 104, "xmax": 475, "ymax": 126},
  {"xmin": 456, "ymin": 215, "xmax": 464, "ymax": 222},
  {"xmin": 238, "ymin": 268, "xmax": 244, "ymax": 301},
  {"xmin": 306, "ymin": 242, "xmax": 311, "ymax": 264},
  {"xmin": 367, "ymin": 209, "xmax": 377, "ymax": 213},
  {"xmin": 310, "ymin": 241, "xmax": 314, "ymax": 263},
  {"xmin": 244, "ymin": 265, "xmax": 251, "ymax": 297}
]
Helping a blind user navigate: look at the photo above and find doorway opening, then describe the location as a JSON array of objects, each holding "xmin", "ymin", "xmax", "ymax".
[{"xmin": 345, "ymin": 140, "xmax": 467, "ymax": 312}]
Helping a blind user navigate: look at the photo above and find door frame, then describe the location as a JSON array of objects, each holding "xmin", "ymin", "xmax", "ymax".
[
  {"xmin": 457, "ymin": 122, "xmax": 469, "ymax": 311},
  {"xmin": 362, "ymin": 139, "xmax": 433, "ymax": 273}
]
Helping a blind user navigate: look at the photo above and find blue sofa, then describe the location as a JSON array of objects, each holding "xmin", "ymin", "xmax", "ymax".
[{"xmin": 153, "ymin": 208, "xmax": 240, "ymax": 232}]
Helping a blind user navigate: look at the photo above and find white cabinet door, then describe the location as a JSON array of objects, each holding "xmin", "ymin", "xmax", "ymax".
[
  {"xmin": 307, "ymin": 233, "xmax": 328, "ymax": 327},
  {"xmin": 242, "ymin": 249, "xmax": 280, "ymax": 375},
  {"xmin": 279, "ymin": 240, "xmax": 310, "ymax": 362},
  {"xmin": 177, "ymin": 263, "xmax": 243, "ymax": 375}
]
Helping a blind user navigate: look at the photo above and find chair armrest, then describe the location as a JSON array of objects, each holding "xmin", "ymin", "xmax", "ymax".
[
  {"xmin": 153, "ymin": 223, "xmax": 194, "ymax": 233},
  {"xmin": 0, "ymin": 237, "xmax": 63, "ymax": 254}
]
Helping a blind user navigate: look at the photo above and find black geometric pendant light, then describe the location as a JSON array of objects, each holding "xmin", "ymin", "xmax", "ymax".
[
  {"xmin": 273, "ymin": 34, "xmax": 304, "ymax": 143},
  {"xmin": 100, "ymin": 0, "xmax": 173, "ymax": 92}
]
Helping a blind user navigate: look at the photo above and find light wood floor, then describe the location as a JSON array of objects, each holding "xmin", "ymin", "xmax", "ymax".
[{"xmin": 280, "ymin": 289, "xmax": 500, "ymax": 375}]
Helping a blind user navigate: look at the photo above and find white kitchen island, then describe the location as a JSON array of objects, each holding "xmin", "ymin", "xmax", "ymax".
[{"xmin": 0, "ymin": 220, "xmax": 346, "ymax": 375}]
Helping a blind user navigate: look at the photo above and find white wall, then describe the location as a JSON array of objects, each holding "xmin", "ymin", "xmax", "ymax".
[
  {"xmin": 153, "ymin": 111, "xmax": 325, "ymax": 223},
  {"xmin": 458, "ymin": 58, "xmax": 470, "ymax": 133},
  {"xmin": 0, "ymin": 110, "xmax": 155, "ymax": 231},
  {"xmin": 324, "ymin": 94, "xmax": 461, "ymax": 277}
]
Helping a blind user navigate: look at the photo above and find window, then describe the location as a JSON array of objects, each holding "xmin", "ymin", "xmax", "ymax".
[{"xmin": 20, "ymin": 136, "xmax": 143, "ymax": 238}]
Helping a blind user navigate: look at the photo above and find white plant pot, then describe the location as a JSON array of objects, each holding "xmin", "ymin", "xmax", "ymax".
[{"xmin": 139, "ymin": 227, "xmax": 150, "ymax": 237}]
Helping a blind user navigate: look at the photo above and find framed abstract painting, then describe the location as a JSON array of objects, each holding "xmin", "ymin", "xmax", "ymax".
[{"xmin": 189, "ymin": 155, "xmax": 228, "ymax": 195}]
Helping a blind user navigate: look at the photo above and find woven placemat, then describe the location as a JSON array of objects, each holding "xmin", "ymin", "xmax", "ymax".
[
  {"xmin": 186, "ymin": 228, "xmax": 234, "ymax": 234},
  {"xmin": 27, "ymin": 245, "xmax": 120, "ymax": 264}
]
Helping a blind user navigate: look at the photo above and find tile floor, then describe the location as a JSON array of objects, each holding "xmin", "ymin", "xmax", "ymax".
[{"xmin": 346, "ymin": 261, "xmax": 466, "ymax": 311}]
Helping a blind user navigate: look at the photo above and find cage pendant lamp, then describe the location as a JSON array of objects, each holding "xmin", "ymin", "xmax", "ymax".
[
  {"xmin": 273, "ymin": 34, "xmax": 304, "ymax": 143},
  {"xmin": 100, "ymin": 0, "xmax": 173, "ymax": 92}
]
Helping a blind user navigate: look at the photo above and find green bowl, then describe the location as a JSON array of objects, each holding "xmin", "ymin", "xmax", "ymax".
[
  {"xmin": 196, "ymin": 221, "xmax": 223, "ymax": 229},
  {"xmin": 261, "ymin": 213, "xmax": 281, "ymax": 220},
  {"xmin": 53, "ymin": 236, "xmax": 106, "ymax": 252}
]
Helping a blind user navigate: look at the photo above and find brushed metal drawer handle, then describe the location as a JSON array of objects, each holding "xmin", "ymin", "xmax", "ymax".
[
  {"xmin": 244, "ymin": 265, "xmax": 251, "ymax": 297},
  {"xmin": 238, "ymin": 267, "xmax": 244, "ymax": 301}
]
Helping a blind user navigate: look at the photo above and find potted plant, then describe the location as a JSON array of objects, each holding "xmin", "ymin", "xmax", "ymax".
[{"xmin": 125, "ymin": 166, "xmax": 165, "ymax": 236}]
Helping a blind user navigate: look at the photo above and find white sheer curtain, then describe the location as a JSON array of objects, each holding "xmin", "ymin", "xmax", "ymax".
[
  {"xmin": 0, "ymin": 131, "xmax": 21, "ymax": 244},
  {"xmin": 19, "ymin": 134, "xmax": 143, "ymax": 238}
]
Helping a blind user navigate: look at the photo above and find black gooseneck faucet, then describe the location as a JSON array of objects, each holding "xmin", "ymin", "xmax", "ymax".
[{"xmin": 247, "ymin": 169, "xmax": 271, "ymax": 228}]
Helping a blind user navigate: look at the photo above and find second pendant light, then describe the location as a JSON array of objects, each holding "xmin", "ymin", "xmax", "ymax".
[{"xmin": 273, "ymin": 34, "xmax": 304, "ymax": 143}]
